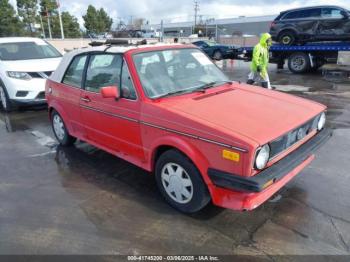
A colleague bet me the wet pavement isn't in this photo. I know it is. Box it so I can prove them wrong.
[1,62,350,256]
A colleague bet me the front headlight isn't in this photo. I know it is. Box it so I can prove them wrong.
[255,144,270,170]
[317,112,326,131]
[7,71,32,80]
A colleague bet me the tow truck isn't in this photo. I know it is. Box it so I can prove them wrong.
[236,42,350,74]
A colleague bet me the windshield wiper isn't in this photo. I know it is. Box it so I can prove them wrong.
[154,80,233,98]
[192,80,233,92]
[155,89,192,99]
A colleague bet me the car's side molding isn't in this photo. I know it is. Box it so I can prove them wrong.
[80,104,248,153]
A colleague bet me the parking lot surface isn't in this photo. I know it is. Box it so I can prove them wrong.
[1,62,350,256]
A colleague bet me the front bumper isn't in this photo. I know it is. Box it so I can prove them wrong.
[223,50,237,59]
[208,128,332,210]
[12,98,47,106]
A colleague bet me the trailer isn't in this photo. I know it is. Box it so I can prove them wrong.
[236,42,350,74]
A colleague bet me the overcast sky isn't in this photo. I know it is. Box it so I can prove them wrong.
[9,0,350,27]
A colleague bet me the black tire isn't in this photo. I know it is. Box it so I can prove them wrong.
[213,50,223,60]
[0,82,13,112]
[51,110,76,146]
[288,52,311,74]
[155,149,211,213]
[278,31,296,46]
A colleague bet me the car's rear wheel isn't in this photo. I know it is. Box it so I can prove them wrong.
[278,31,296,45]
[51,110,76,146]
[0,84,13,112]
[288,52,311,74]
[213,50,223,60]
[155,149,211,213]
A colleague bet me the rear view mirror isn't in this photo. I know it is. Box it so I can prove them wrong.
[341,10,349,19]
[100,86,120,99]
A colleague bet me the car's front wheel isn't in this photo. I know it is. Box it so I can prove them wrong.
[0,84,13,112]
[51,110,76,146]
[213,50,223,60]
[155,149,211,213]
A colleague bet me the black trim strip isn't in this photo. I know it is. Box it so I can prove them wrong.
[80,104,248,152]
[208,128,332,192]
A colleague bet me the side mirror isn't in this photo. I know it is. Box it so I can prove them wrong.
[100,86,120,99]
[341,11,349,19]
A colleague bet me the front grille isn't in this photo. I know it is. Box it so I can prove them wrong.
[36,91,45,99]
[27,71,53,79]
[269,115,320,159]
[28,72,42,78]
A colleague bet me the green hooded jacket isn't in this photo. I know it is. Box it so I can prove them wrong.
[251,33,272,79]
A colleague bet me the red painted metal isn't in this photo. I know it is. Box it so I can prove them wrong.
[46,44,326,211]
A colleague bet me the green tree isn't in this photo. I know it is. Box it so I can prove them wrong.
[83,5,98,34]
[83,5,112,35]
[0,0,24,36]
[98,8,112,32]
[39,0,58,37]
[17,0,38,35]
[62,12,81,38]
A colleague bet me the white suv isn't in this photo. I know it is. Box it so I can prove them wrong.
[0,37,62,111]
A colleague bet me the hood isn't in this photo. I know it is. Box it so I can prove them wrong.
[260,33,272,48]
[1,57,62,72]
[159,84,325,145]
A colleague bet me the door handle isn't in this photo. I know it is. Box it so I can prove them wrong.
[81,96,91,102]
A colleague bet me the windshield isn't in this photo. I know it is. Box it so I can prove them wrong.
[133,48,229,98]
[0,41,62,61]
[205,41,217,46]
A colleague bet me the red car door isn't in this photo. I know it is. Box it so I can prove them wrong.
[54,54,88,138]
[80,53,144,164]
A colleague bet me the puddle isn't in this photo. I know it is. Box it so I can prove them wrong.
[273,85,311,92]
[0,113,29,132]
[27,130,57,148]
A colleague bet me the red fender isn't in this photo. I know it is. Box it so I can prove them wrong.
[148,135,213,185]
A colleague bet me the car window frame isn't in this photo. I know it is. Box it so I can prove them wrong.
[61,53,89,89]
[72,51,139,101]
[120,58,138,101]
[83,52,123,94]
[281,8,321,20]
[321,7,345,20]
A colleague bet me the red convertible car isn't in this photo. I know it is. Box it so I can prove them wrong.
[46,43,331,213]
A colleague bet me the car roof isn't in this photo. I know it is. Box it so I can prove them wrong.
[50,42,188,83]
[280,5,345,14]
[0,37,47,44]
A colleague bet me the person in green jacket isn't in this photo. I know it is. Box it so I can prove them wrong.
[247,33,273,89]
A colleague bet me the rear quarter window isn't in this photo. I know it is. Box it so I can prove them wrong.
[62,55,87,88]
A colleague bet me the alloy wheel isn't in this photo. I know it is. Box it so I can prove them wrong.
[282,36,291,45]
[291,56,306,71]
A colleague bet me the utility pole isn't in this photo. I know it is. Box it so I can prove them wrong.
[46,8,52,39]
[57,0,64,39]
[160,20,164,42]
[39,15,46,38]
[194,0,199,34]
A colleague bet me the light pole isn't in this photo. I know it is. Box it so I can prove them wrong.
[57,1,64,39]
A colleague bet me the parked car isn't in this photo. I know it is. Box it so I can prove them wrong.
[46,43,331,213]
[192,40,237,60]
[0,37,62,111]
[270,5,350,45]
